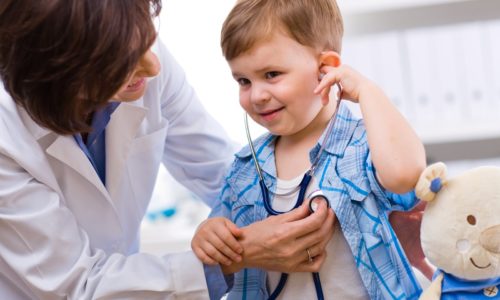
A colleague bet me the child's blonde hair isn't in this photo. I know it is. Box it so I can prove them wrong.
[221,0,344,60]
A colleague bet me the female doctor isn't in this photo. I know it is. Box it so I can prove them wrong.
[0,0,336,299]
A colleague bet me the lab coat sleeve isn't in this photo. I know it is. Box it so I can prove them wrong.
[155,40,238,208]
[0,152,209,299]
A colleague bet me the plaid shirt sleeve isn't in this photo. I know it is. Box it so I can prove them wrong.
[204,168,239,299]
[365,152,419,212]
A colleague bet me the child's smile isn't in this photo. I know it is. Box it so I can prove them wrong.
[258,107,285,123]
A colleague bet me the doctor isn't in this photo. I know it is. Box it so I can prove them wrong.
[0,0,335,299]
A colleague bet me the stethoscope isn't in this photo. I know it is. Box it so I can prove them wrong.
[244,83,343,300]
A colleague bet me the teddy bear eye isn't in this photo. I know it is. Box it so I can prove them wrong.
[467,215,476,225]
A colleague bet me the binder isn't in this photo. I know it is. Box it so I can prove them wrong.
[369,31,414,124]
[428,25,463,128]
[341,36,378,118]
[342,36,378,82]
[455,22,494,123]
[403,28,438,137]
[485,20,500,118]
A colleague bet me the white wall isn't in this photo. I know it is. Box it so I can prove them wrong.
[158,0,251,145]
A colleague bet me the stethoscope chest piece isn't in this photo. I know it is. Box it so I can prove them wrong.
[307,190,331,214]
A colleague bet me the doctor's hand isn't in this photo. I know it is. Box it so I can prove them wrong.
[191,217,244,266]
[222,199,335,275]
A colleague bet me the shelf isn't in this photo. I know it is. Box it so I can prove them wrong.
[425,137,500,163]
[341,0,500,36]
[338,0,467,15]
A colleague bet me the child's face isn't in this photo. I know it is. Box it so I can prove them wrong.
[228,32,326,137]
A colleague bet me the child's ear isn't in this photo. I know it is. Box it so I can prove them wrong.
[319,51,341,68]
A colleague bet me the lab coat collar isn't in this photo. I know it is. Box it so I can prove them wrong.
[20,101,147,203]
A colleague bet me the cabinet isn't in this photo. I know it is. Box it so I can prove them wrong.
[337,0,500,162]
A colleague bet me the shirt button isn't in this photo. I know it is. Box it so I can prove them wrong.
[484,286,499,297]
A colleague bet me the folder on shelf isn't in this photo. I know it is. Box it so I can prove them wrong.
[368,31,414,124]
[428,25,463,127]
[342,37,377,80]
[485,20,500,117]
[341,36,378,118]
[403,28,439,137]
[455,22,494,123]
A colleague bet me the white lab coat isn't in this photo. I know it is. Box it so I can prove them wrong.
[0,40,235,299]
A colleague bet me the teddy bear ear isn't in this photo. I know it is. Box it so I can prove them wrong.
[415,162,448,202]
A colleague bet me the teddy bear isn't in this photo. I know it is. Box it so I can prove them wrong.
[415,162,500,299]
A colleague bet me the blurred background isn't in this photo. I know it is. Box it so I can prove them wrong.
[140,0,500,284]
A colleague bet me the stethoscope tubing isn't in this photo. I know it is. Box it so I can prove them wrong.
[262,178,330,300]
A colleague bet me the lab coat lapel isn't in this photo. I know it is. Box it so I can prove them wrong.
[13,107,64,197]
[46,135,110,198]
[105,102,147,200]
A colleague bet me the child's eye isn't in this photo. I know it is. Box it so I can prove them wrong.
[265,71,281,79]
[236,78,250,86]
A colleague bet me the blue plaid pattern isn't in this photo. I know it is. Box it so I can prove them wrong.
[209,103,422,300]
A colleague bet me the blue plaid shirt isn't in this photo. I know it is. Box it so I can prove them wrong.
[209,104,422,299]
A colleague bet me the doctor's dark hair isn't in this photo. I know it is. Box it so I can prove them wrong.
[221,0,344,60]
[0,0,161,134]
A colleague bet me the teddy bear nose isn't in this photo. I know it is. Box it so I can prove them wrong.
[480,224,500,254]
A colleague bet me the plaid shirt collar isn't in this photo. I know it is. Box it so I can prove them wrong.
[235,103,359,178]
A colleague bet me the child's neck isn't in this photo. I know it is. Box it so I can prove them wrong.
[275,105,336,180]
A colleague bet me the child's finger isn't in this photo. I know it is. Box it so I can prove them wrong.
[225,222,244,250]
[314,68,339,94]
[320,86,330,105]
[227,221,244,238]
[192,246,218,265]
[202,241,234,266]
[214,229,242,262]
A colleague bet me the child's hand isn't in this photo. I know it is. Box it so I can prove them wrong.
[314,63,378,105]
[191,217,244,266]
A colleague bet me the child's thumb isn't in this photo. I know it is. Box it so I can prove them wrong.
[226,220,244,237]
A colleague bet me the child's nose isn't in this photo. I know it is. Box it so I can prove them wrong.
[250,83,271,104]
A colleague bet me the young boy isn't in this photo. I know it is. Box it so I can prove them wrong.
[193,0,426,299]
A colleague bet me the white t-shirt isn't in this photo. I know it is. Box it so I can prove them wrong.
[267,174,370,299]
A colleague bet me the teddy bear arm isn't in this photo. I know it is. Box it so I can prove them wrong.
[419,273,444,300]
